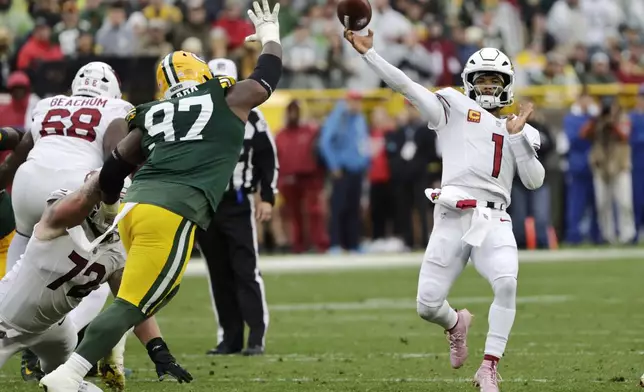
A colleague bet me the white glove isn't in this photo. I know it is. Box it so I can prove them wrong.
[245,0,281,46]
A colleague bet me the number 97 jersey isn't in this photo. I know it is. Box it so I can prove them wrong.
[28,95,134,171]
[123,77,245,229]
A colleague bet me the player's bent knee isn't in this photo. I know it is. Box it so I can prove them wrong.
[417,301,442,323]
[492,276,517,307]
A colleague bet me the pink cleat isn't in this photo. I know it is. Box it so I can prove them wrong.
[473,359,501,392]
[445,308,473,369]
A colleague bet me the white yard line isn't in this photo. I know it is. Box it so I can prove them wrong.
[269,295,571,312]
[184,248,644,276]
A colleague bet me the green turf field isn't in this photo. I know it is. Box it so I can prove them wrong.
[2,257,644,391]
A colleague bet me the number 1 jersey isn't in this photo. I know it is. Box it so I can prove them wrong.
[0,225,124,334]
[124,77,245,229]
[28,95,133,171]
[433,88,541,206]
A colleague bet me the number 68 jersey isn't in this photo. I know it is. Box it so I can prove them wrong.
[28,95,133,170]
[0,225,124,334]
[433,88,541,206]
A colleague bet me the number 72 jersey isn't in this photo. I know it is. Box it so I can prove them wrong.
[0,225,124,334]
[124,77,245,229]
[433,87,541,206]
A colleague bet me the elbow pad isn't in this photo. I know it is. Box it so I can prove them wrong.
[248,53,282,96]
[99,149,137,204]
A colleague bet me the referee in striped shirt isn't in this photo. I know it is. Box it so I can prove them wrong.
[198,59,278,356]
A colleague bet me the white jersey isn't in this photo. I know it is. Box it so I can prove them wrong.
[0,225,124,334]
[433,88,541,206]
[27,95,133,171]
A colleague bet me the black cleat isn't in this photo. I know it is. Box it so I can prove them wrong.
[20,349,45,382]
[241,346,264,356]
[206,344,241,356]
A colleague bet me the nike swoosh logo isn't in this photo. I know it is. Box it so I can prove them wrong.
[500,218,511,222]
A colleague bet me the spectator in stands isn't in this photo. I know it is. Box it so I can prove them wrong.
[452,24,479,69]
[569,42,589,81]
[173,0,210,58]
[563,91,601,244]
[182,36,205,59]
[0,71,36,131]
[325,31,352,89]
[616,35,644,84]
[386,104,435,250]
[282,21,326,89]
[278,0,298,38]
[28,0,60,29]
[0,27,12,90]
[630,85,644,239]
[547,0,586,54]
[580,0,624,50]
[423,21,461,87]
[209,26,228,59]
[143,0,182,24]
[368,106,394,244]
[510,100,556,249]
[584,51,617,84]
[95,1,135,56]
[16,17,62,70]
[127,11,148,53]
[75,30,96,57]
[319,91,370,254]
[80,0,105,34]
[583,97,636,244]
[276,100,329,253]
[529,51,580,86]
[137,19,173,57]
[213,0,253,54]
[0,0,33,40]
[53,1,91,56]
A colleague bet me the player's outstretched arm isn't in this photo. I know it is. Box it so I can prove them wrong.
[0,130,33,189]
[506,103,545,190]
[37,174,103,239]
[344,28,447,129]
[99,129,145,205]
[226,0,282,121]
[103,118,130,158]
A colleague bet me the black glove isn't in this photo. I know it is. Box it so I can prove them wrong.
[146,337,193,383]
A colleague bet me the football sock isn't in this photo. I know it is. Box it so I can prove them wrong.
[75,299,145,369]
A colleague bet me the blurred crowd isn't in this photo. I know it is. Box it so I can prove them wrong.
[1,0,644,254]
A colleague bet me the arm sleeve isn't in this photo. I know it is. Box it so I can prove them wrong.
[361,48,448,129]
[250,111,279,205]
[508,129,545,190]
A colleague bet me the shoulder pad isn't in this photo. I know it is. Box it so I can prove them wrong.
[217,75,236,89]
[125,107,136,123]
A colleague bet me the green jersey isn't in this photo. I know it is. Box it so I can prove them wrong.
[124,77,244,229]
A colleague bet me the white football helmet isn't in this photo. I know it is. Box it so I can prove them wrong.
[462,48,514,110]
[71,61,122,99]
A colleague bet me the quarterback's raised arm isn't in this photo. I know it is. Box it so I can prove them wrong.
[226,0,282,121]
[506,104,545,190]
[344,29,447,129]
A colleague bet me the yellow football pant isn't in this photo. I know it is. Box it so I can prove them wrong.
[117,204,195,316]
[0,230,15,279]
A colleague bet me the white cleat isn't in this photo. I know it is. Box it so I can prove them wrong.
[640,373,644,387]
[39,366,83,392]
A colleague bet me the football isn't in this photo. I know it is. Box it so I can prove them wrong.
[337,0,372,31]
